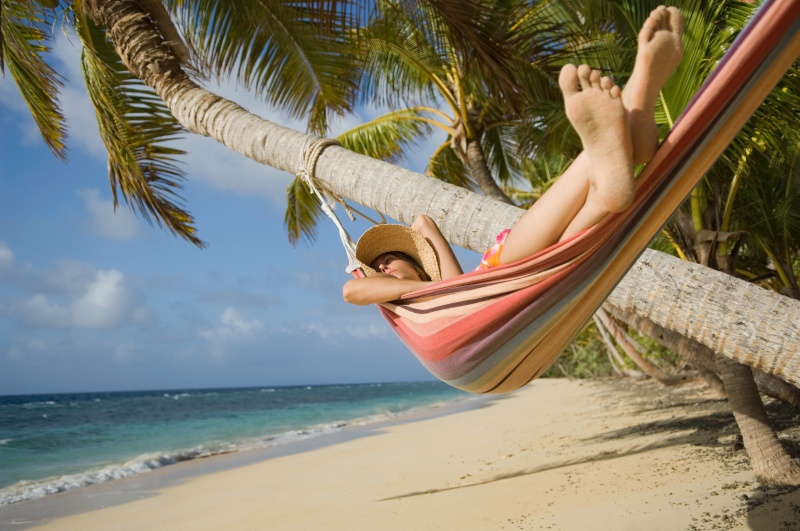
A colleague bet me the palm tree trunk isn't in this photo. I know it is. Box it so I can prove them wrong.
[593,313,643,378]
[752,371,800,410]
[606,303,725,394]
[606,303,800,406]
[86,0,521,251]
[87,0,800,391]
[716,356,800,486]
[606,251,800,389]
[465,138,513,204]
[609,302,800,485]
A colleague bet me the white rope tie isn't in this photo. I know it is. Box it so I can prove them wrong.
[296,138,361,273]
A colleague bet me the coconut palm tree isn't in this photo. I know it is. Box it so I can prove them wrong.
[5,0,800,484]
[348,0,561,204]
[283,0,586,242]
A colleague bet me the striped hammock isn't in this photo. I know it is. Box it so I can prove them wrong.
[364,0,800,394]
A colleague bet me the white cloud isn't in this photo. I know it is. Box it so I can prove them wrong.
[18,294,72,328]
[198,307,265,361]
[301,322,391,342]
[11,268,139,329]
[71,269,132,328]
[113,341,142,364]
[4,338,48,361]
[0,241,13,269]
[200,307,265,341]
[79,188,140,241]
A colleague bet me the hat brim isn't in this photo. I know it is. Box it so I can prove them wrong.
[355,225,441,282]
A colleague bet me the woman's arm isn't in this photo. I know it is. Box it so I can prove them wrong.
[342,274,432,306]
[411,215,463,280]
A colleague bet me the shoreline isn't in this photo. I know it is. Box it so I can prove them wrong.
[4,378,800,530]
[0,391,489,530]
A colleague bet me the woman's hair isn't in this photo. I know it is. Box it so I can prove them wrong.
[378,251,431,281]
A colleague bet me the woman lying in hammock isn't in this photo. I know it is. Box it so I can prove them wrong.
[344,6,684,307]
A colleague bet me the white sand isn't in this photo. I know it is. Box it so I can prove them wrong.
[24,378,800,530]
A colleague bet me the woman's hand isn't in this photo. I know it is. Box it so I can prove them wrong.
[411,215,463,280]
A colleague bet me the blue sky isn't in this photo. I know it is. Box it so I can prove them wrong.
[0,32,478,395]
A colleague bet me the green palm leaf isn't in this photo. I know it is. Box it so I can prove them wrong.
[1,0,66,158]
[384,0,525,105]
[167,0,360,136]
[336,107,435,161]
[359,4,451,110]
[482,122,523,187]
[284,175,322,244]
[427,140,473,190]
[73,8,201,246]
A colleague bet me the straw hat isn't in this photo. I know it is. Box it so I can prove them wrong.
[355,224,441,282]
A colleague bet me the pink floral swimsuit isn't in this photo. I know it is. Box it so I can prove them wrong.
[476,229,511,270]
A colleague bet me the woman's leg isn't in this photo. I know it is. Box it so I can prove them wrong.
[498,6,685,265]
[499,65,633,264]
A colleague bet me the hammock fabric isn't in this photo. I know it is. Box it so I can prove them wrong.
[358,0,800,394]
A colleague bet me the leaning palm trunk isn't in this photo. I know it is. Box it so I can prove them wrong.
[594,307,682,384]
[606,304,800,408]
[607,252,800,388]
[88,0,800,386]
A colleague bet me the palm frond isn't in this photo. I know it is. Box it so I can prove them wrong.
[284,176,322,244]
[73,8,201,246]
[1,0,67,158]
[734,162,800,293]
[167,0,360,136]
[336,107,435,161]
[399,0,523,105]
[358,6,451,110]
[482,123,523,187]
[426,139,474,190]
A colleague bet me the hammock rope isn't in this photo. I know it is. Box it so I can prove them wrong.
[312,0,800,394]
[297,137,391,273]
[296,138,362,273]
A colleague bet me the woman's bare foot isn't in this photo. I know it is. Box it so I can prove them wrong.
[560,64,634,214]
[623,5,685,164]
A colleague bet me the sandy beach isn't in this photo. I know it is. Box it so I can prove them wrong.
[6,378,800,530]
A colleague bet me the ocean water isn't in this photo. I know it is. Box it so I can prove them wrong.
[0,381,469,506]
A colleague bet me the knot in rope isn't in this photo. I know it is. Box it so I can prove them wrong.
[296,137,362,273]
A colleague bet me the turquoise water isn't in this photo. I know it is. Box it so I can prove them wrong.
[0,381,469,505]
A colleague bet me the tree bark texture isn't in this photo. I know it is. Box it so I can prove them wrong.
[717,356,800,486]
[608,303,800,408]
[607,303,727,394]
[594,307,673,382]
[606,252,800,389]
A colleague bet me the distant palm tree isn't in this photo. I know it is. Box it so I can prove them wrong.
[285,0,588,242]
